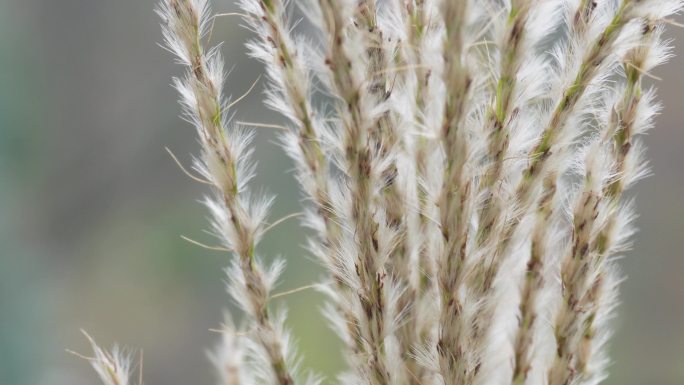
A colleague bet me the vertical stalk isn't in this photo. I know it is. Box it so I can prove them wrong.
[317,0,390,382]
[435,2,475,384]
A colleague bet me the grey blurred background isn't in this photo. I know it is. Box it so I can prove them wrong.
[0,1,681,384]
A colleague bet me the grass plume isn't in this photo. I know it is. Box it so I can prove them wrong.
[74,1,683,385]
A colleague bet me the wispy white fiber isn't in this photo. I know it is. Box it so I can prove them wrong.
[75,1,684,385]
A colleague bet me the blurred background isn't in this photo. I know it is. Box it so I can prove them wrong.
[0,1,682,384]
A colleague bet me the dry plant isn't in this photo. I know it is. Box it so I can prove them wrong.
[75,1,682,385]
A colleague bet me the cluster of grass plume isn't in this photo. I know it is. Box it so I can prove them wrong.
[75,1,682,385]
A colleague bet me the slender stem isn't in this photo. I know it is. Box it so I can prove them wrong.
[161,2,295,384]
[436,2,475,384]
[318,0,390,382]
[550,17,659,385]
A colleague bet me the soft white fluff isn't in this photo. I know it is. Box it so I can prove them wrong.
[81,1,684,385]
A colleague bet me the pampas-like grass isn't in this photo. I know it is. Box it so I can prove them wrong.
[77,1,682,385]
